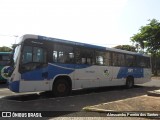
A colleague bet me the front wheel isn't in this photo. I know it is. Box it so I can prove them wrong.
[126,77,134,89]
[52,78,71,97]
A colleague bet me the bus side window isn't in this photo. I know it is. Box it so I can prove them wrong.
[75,47,94,65]
[137,56,150,68]
[104,52,111,66]
[126,55,135,67]
[0,61,8,66]
[117,53,125,66]
[87,58,91,64]
[2,55,10,61]
[96,56,104,65]
[58,51,64,63]
[82,58,86,64]
[96,51,112,66]
[53,44,74,64]
[53,51,58,62]
[145,57,151,68]
[0,54,11,66]
[68,52,74,63]
[112,52,119,66]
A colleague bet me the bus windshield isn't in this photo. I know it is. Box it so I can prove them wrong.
[13,45,21,67]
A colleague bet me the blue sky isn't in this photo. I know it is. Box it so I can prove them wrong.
[0,0,160,48]
[118,0,160,36]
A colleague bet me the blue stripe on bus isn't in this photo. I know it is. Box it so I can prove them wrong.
[117,67,144,79]
[21,63,144,81]
[48,64,74,79]
[9,81,19,92]
[21,67,49,80]
[21,63,91,81]
[51,63,91,69]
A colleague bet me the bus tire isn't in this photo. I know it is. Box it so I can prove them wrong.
[126,76,134,89]
[52,78,70,97]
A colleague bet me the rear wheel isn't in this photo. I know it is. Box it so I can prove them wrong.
[126,76,134,88]
[52,78,71,97]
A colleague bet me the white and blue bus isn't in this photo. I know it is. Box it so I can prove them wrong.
[8,34,151,96]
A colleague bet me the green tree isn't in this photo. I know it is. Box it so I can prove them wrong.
[114,45,136,52]
[0,46,12,52]
[131,19,160,75]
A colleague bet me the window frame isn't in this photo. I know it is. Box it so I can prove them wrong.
[136,56,151,68]
[74,46,95,65]
[52,43,75,64]
[95,50,111,66]
[19,45,48,73]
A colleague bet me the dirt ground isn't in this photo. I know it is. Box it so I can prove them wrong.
[83,95,160,111]
[83,95,160,120]
[151,76,160,80]
[83,95,160,119]
[83,77,160,110]
[53,78,160,120]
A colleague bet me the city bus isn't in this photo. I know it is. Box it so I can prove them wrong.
[0,52,12,83]
[8,34,151,96]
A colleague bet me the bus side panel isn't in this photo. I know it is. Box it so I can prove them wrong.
[106,67,147,86]
[74,65,100,89]
[20,65,50,92]
[9,71,21,92]
[107,67,126,86]
[134,68,151,84]
[19,63,75,92]
[48,63,75,90]
[98,66,113,87]
[20,80,50,92]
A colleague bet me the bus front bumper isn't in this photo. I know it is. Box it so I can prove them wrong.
[9,81,20,92]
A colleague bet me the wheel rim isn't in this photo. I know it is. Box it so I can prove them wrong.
[57,83,66,93]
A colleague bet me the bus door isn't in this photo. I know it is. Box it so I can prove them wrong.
[19,46,49,92]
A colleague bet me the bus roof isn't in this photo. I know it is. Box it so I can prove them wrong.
[0,52,12,55]
[21,34,150,57]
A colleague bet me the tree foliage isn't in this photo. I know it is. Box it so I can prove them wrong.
[131,19,160,54]
[131,19,160,75]
[114,45,136,52]
[0,46,12,52]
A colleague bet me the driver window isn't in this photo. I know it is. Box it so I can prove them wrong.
[21,46,47,72]
[22,46,32,64]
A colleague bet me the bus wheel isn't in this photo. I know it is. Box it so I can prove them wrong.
[126,76,134,89]
[52,78,70,97]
